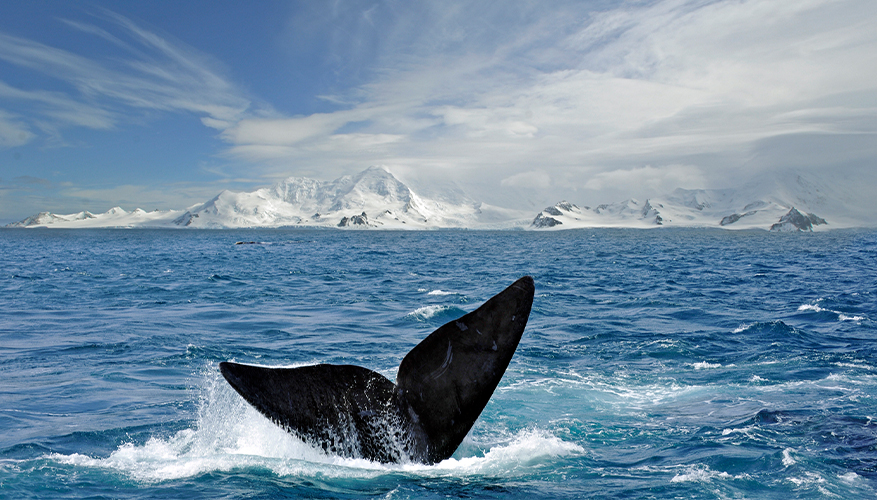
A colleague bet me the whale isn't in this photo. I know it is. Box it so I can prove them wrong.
[219,276,534,464]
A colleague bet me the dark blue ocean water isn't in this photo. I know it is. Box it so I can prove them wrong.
[1,228,875,499]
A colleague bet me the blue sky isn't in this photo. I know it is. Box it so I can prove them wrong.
[2,0,876,223]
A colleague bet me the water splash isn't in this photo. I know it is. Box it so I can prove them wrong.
[47,368,582,483]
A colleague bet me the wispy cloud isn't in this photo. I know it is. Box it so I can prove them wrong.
[0,176,239,220]
[0,109,34,147]
[0,80,116,130]
[0,12,251,146]
[59,182,226,211]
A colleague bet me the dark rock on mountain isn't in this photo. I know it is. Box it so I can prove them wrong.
[769,208,828,232]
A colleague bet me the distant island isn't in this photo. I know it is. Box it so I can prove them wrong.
[6,166,850,231]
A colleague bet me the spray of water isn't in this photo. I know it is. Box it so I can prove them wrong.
[47,365,583,482]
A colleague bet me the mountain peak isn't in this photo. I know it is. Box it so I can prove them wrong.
[769,207,828,232]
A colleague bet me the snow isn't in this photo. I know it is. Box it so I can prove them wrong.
[5,167,869,231]
[7,166,505,230]
[166,166,492,229]
[529,170,859,231]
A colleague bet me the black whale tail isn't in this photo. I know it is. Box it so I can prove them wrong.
[219,362,418,463]
[219,276,535,464]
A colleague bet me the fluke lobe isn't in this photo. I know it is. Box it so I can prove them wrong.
[219,276,535,464]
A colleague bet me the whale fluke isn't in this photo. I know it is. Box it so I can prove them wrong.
[220,275,535,464]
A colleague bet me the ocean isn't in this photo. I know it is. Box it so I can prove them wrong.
[1,228,875,499]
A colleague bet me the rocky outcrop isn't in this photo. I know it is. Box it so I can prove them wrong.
[338,212,369,227]
[532,213,562,227]
[532,198,666,228]
[719,211,757,226]
[531,201,582,228]
[640,200,663,225]
[769,208,827,232]
[172,211,198,226]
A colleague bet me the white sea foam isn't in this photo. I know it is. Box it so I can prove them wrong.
[721,425,756,438]
[732,323,753,333]
[691,361,721,370]
[797,304,825,313]
[838,472,860,483]
[46,369,582,483]
[593,379,705,410]
[782,448,796,466]
[839,314,865,322]
[427,290,456,296]
[543,369,703,407]
[798,303,866,322]
[406,428,583,475]
[787,471,826,486]
[407,304,451,320]
[670,464,733,483]
[833,362,875,371]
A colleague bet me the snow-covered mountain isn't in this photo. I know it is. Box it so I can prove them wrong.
[171,166,494,229]
[7,206,184,229]
[6,167,868,231]
[7,166,526,229]
[530,172,843,231]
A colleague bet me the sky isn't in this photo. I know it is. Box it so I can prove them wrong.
[1,0,876,223]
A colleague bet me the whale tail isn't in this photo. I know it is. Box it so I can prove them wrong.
[219,276,535,464]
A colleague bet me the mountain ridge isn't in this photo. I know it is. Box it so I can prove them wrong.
[6,167,867,231]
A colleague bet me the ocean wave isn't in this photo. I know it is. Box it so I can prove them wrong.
[833,362,876,371]
[732,323,753,334]
[669,464,736,483]
[407,305,450,320]
[691,361,722,370]
[404,304,466,322]
[728,320,799,338]
[721,425,758,438]
[420,428,583,474]
[787,471,828,487]
[839,472,861,483]
[797,303,866,322]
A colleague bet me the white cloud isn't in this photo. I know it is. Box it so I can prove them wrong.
[0,15,250,141]
[0,80,115,130]
[0,109,34,147]
[214,0,876,207]
[329,133,404,149]
[223,113,353,147]
[4,1,877,214]
[433,106,539,138]
[501,171,552,189]
[59,182,224,211]
[583,165,707,194]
